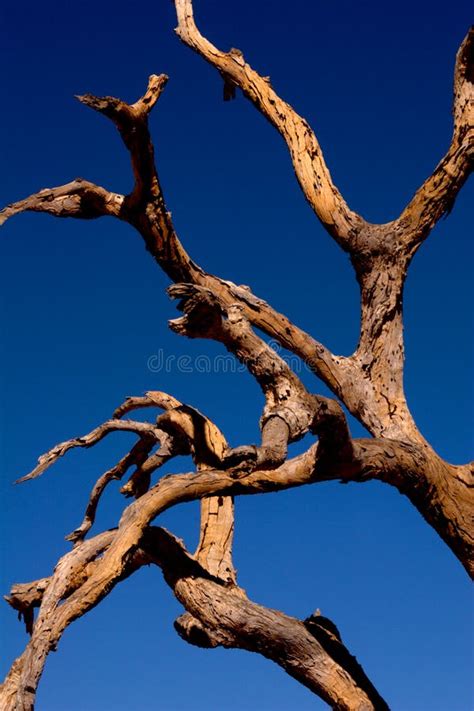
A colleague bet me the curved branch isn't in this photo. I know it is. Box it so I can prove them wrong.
[77,74,168,209]
[0,530,119,711]
[394,27,473,250]
[0,72,351,403]
[65,438,155,543]
[2,526,389,711]
[82,78,349,398]
[0,179,125,225]
[16,419,161,484]
[168,283,318,449]
[1,442,472,707]
[112,389,238,584]
[168,282,354,472]
[119,433,178,499]
[173,0,365,247]
[112,391,182,418]
[145,527,389,711]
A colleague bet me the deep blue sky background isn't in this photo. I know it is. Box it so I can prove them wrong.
[0,1,473,709]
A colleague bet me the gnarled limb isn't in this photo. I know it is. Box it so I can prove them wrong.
[0,530,119,711]
[80,78,350,399]
[5,578,51,636]
[168,283,353,469]
[168,282,319,462]
[65,438,156,543]
[104,390,239,585]
[77,74,168,211]
[1,9,473,710]
[2,524,388,711]
[112,391,182,418]
[118,433,178,500]
[0,179,125,225]
[1,431,471,709]
[194,494,236,584]
[394,27,473,251]
[16,418,162,484]
[144,527,389,711]
[171,1,473,446]
[1,23,471,445]
[15,393,474,577]
[174,0,366,248]
[341,28,473,440]
[0,78,349,401]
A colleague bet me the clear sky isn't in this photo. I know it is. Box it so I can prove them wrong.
[0,1,472,709]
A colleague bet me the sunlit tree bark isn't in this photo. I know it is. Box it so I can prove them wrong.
[0,4,472,709]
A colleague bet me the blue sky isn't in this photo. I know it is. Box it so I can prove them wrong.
[0,1,472,709]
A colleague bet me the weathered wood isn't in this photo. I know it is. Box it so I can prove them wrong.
[0,5,472,710]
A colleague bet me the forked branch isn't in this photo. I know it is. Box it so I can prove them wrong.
[2,525,389,711]
[77,73,168,209]
[1,8,473,711]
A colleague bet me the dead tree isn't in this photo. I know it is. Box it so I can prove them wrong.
[0,3,472,709]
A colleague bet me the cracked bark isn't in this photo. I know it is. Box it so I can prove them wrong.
[0,5,472,710]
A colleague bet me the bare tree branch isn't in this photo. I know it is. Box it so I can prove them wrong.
[2,525,389,711]
[16,419,162,484]
[112,391,182,418]
[394,27,473,250]
[65,438,155,544]
[146,527,390,711]
[1,10,472,710]
[0,530,119,710]
[0,75,349,403]
[171,1,473,444]
[80,77,350,398]
[168,282,354,468]
[0,179,124,225]
[174,0,366,248]
[77,74,168,209]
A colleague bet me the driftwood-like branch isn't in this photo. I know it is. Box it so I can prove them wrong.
[112,391,182,418]
[77,74,168,210]
[0,179,124,225]
[171,1,473,443]
[16,419,162,484]
[169,283,317,460]
[65,438,155,543]
[168,282,353,469]
[2,524,389,711]
[174,0,366,248]
[12,377,474,577]
[5,579,51,636]
[1,7,473,710]
[118,433,178,500]
[0,77,347,401]
[394,27,473,251]
[0,531,119,710]
[83,76,349,399]
[1,429,471,709]
[73,389,237,587]
[145,527,390,711]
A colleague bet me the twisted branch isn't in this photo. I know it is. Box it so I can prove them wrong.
[0,179,124,225]
[16,419,161,484]
[2,524,390,711]
[1,8,473,710]
[174,0,366,248]
[394,27,473,251]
